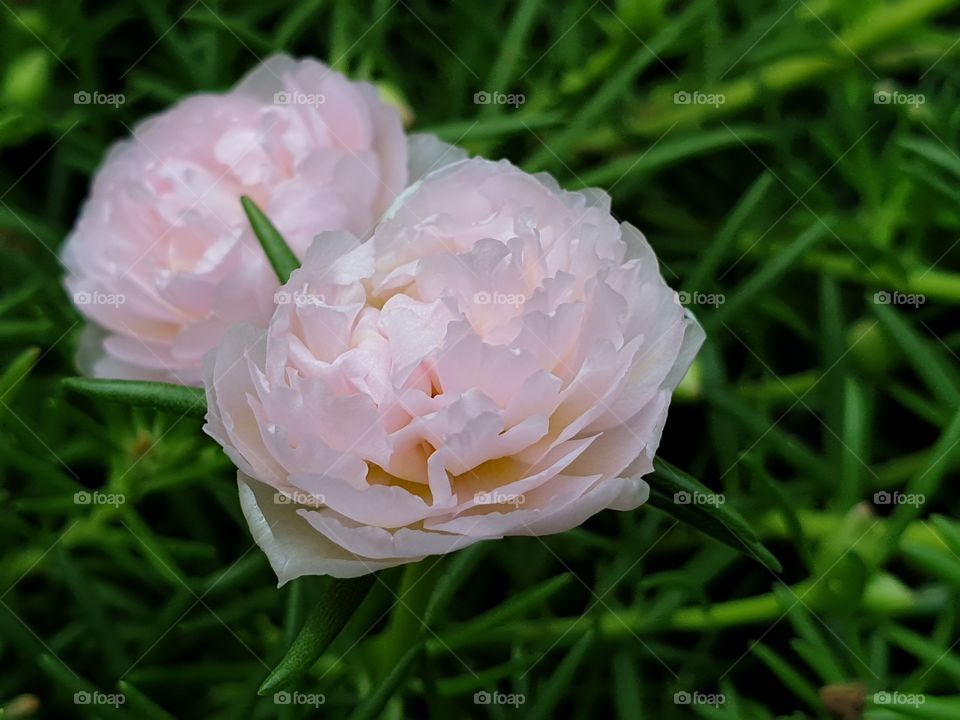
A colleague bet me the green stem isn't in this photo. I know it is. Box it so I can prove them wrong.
[802,253,960,304]
[737,370,820,403]
[425,513,960,652]
[377,560,438,679]
[621,0,960,138]
[258,576,375,695]
[659,572,917,632]
[432,573,945,651]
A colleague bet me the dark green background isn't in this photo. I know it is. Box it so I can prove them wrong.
[1,0,960,718]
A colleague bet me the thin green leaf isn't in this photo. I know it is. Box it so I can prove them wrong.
[0,281,41,316]
[274,0,327,49]
[423,112,564,143]
[885,624,960,684]
[117,681,176,720]
[435,655,534,696]
[423,543,488,625]
[819,276,847,484]
[525,631,595,720]
[259,575,375,695]
[900,136,960,181]
[348,642,424,720]
[36,654,90,694]
[883,406,960,555]
[241,195,300,284]
[901,543,960,590]
[771,585,845,683]
[613,651,644,720]
[647,458,781,572]
[930,515,960,558]
[121,510,193,591]
[0,346,40,407]
[486,0,545,97]
[840,377,869,509]
[524,1,706,171]
[749,641,822,711]
[434,573,573,650]
[57,547,126,674]
[709,220,826,327]
[703,387,831,484]
[743,456,811,568]
[685,172,776,292]
[62,377,206,418]
[577,127,771,189]
[871,301,960,409]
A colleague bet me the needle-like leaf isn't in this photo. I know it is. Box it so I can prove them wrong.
[241,195,300,284]
[62,377,207,418]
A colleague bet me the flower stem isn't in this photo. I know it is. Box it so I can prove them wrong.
[377,560,438,679]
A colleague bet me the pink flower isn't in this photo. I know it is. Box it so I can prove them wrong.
[204,158,704,582]
[63,55,462,385]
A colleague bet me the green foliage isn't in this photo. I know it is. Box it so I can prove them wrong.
[1,0,960,718]
[240,196,300,285]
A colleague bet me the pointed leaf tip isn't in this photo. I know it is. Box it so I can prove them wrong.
[241,195,300,284]
[62,377,207,418]
[647,457,782,573]
[259,575,375,696]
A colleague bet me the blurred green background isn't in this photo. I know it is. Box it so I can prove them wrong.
[2,0,960,718]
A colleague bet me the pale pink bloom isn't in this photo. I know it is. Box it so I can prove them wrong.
[204,158,704,582]
[63,55,462,385]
